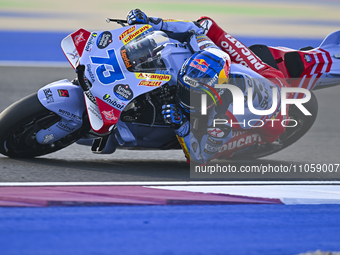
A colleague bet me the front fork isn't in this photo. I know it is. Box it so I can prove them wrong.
[36,79,86,145]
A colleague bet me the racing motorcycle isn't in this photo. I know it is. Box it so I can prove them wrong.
[0,18,339,159]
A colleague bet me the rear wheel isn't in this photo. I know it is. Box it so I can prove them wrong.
[0,93,90,158]
[280,91,318,148]
[229,91,318,159]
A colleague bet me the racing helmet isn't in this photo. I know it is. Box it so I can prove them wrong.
[177,48,231,114]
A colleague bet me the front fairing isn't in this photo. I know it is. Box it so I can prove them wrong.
[78,25,173,133]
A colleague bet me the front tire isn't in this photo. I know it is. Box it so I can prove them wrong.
[0,93,89,158]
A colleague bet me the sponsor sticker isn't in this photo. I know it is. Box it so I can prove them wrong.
[58,109,82,123]
[207,74,218,86]
[304,54,312,63]
[84,90,97,105]
[121,48,132,68]
[66,49,79,60]
[155,70,170,74]
[135,73,171,81]
[199,43,214,50]
[101,109,118,121]
[113,84,133,101]
[163,19,190,22]
[96,97,121,127]
[183,75,199,88]
[192,142,198,153]
[138,80,162,87]
[97,31,113,49]
[204,143,220,154]
[119,26,136,41]
[86,64,96,83]
[122,25,152,45]
[219,133,261,152]
[43,88,54,103]
[70,29,91,58]
[196,35,215,50]
[74,32,85,46]
[190,58,209,72]
[57,122,75,133]
[207,128,225,138]
[85,32,97,52]
[57,89,69,97]
[102,94,125,110]
[207,136,222,145]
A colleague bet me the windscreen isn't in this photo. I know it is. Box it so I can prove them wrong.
[120,31,170,73]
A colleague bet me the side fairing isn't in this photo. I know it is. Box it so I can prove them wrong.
[36,79,86,144]
[37,79,86,122]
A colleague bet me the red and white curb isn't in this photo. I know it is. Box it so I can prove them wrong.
[0,181,339,207]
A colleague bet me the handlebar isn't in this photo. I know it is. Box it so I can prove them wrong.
[106,18,127,27]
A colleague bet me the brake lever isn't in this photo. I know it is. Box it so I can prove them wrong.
[106,18,127,27]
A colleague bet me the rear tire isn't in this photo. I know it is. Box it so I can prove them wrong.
[280,91,318,148]
[0,93,90,158]
[228,92,318,159]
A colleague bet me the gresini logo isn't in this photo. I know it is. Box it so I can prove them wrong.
[201,84,312,116]
[74,32,85,46]
[102,110,118,121]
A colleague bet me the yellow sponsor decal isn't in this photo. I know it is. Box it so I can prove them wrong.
[119,26,136,41]
[122,25,152,45]
[177,135,191,160]
[138,80,162,87]
[135,73,171,81]
[163,19,191,22]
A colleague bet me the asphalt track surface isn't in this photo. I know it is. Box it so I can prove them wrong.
[1,3,340,255]
[0,65,340,182]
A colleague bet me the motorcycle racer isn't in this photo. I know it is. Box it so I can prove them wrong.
[127,9,288,164]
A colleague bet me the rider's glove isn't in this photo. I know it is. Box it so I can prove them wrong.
[126,9,149,25]
[162,104,187,129]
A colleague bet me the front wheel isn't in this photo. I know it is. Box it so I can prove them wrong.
[0,93,90,158]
